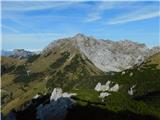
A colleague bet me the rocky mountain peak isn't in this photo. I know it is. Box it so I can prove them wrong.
[42,34,160,72]
[74,33,86,38]
[72,33,90,43]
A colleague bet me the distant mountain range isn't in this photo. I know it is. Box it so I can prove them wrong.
[1,50,13,56]
[1,49,39,59]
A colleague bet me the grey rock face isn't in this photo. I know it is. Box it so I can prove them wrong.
[73,34,160,71]
[42,34,160,72]
[37,97,75,120]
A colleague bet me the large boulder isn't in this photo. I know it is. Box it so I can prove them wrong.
[37,97,75,120]
[50,88,63,101]
[37,88,77,120]
[99,92,111,102]
[128,85,136,96]
[94,81,110,92]
[94,81,119,92]
[50,88,77,101]
[109,84,119,92]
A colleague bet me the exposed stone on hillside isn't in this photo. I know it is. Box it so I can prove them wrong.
[128,85,136,96]
[94,81,119,92]
[95,81,110,92]
[109,84,119,92]
[50,88,77,101]
[99,92,111,102]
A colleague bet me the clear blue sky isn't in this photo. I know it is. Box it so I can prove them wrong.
[1,1,160,51]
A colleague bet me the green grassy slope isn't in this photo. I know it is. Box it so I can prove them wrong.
[1,45,103,115]
[68,53,160,119]
[1,46,160,119]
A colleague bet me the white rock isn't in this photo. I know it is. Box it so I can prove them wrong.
[50,88,63,101]
[50,88,77,101]
[99,92,110,102]
[94,82,102,91]
[109,84,119,92]
[121,71,125,75]
[95,81,111,92]
[128,85,136,95]
[38,88,77,120]
[26,70,31,76]
[33,94,40,99]
[95,81,119,92]
[99,92,110,98]
[104,81,110,91]
[129,72,133,77]
[62,93,77,98]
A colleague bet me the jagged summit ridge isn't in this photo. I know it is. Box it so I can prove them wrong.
[42,34,160,72]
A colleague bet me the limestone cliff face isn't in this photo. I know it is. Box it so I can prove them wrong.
[43,34,160,72]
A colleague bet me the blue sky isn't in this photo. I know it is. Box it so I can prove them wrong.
[1,1,160,51]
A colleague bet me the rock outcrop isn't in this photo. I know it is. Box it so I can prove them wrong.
[94,81,110,92]
[95,81,119,101]
[50,88,77,101]
[128,85,136,96]
[37,88,76,120]
[94,81,119,92]
[99,92,111,102]
[109,84,119,92]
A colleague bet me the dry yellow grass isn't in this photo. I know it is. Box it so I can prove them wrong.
[147,52,160,69]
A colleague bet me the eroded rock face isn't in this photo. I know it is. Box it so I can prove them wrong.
[76,36,159,72]
[43,34,160,72]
